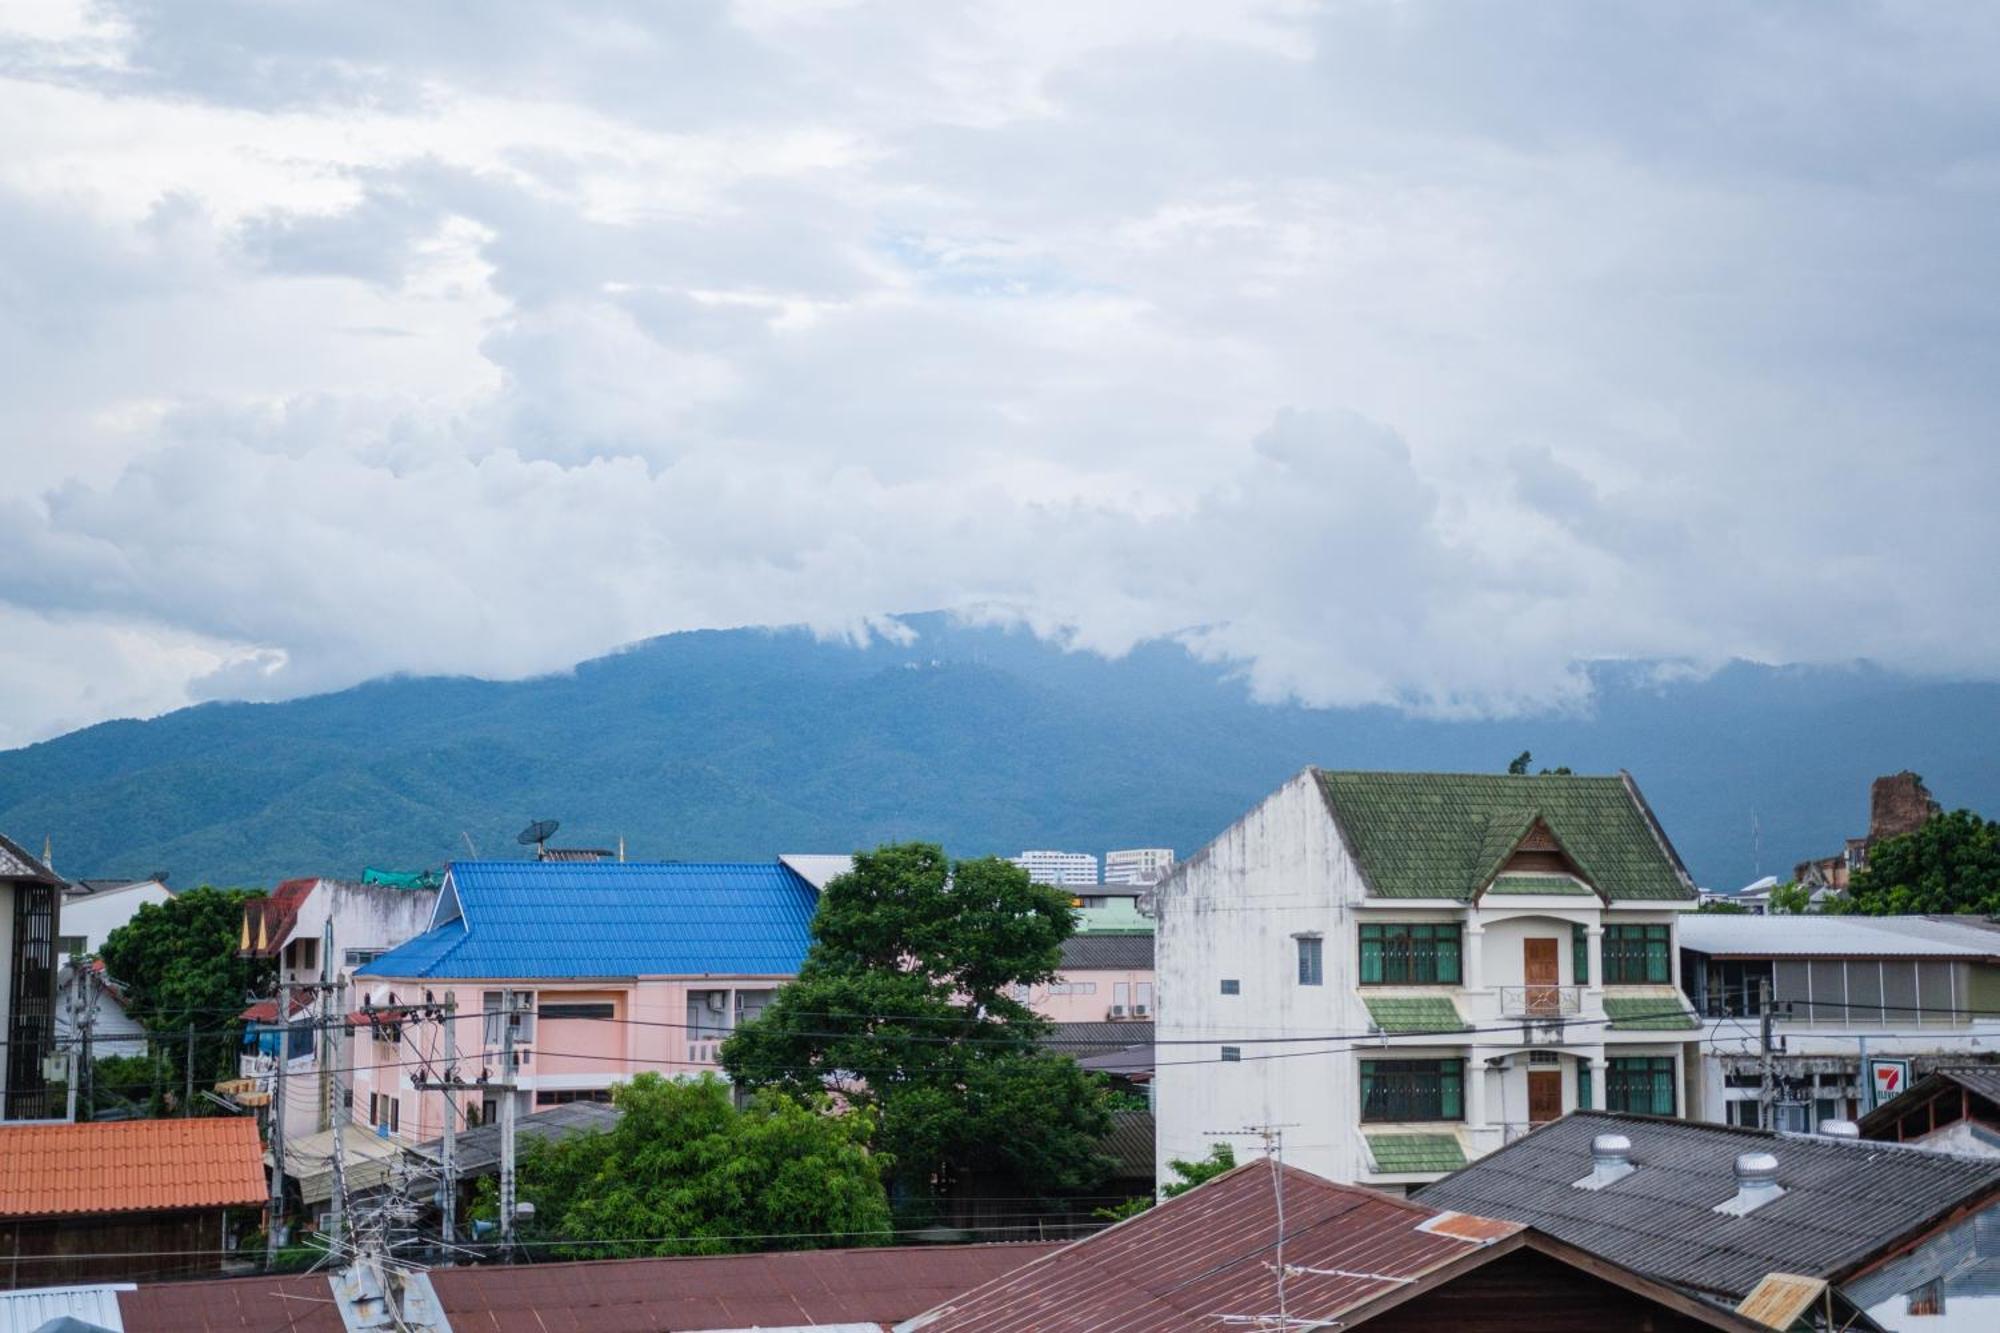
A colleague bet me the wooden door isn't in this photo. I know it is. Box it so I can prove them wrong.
[1524,938,1560,1016]
[1528,1069,1563,1123]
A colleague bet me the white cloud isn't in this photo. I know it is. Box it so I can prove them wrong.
[1,1,1997,744]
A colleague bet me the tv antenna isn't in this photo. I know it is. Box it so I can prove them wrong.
[517,819,560,860]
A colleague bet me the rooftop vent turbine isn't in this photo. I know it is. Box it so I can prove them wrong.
[1572,1133,1636,1191]
[1714,1151,1786,1216]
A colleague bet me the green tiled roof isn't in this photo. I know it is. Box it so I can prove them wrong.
[1366,1132,1467,1174]
[1317,771,1693,902]
[1603,992,1700,1030]
[1486,873,1594,896]
[1364,995,1468,1033]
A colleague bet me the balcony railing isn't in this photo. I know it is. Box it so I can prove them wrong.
[688,1038,725,1065]
[1498,985,1584,1020]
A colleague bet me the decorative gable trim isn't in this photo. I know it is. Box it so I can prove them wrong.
[1475,817,1608,904]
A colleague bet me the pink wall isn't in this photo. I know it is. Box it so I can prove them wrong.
[346,974,790,1144]
[1029,966,1156,1024]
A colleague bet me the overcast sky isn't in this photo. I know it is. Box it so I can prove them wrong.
[2,1,1997,748]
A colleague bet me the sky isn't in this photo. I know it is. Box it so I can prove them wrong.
[2,1,1997,748]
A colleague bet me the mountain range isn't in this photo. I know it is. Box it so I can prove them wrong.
[2,613,1993,891]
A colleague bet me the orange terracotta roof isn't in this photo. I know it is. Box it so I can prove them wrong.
[0,1118,267,1218]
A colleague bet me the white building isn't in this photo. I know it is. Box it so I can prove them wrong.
[1104,848,1175,886]
[234,876,440,1139]
[59,877,175,957]
[1154,768,1700,1194]
[1678,913,2000,1132]
[1011,850,1099,887]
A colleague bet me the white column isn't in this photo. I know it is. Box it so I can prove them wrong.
[1463,913,1484,992]
[1586,926,1605,993]
[1466,1054,1489,1128]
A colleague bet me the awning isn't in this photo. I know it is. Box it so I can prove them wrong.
[265,1125,408,1206]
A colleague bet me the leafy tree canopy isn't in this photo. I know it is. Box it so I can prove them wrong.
[1507,750,1573,776]
[1697,898,1751,914]
[506,1073,891,1258]
[1096,1142,1238,1221]
[1847,809,2000,915]
[99,886,273,1088]
[722,842,1116,1214]
[1768,881,1815,915]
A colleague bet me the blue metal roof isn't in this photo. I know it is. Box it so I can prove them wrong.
[355,860,819,980]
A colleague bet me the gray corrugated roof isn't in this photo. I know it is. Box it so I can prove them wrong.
[1858,1065,2000,1138]
[1057,934,1154,970]
[409,1100,618,1174]
[1678,915,2000,959]
[1414,1111,2000,1299]
[1042,1021,1153,1057]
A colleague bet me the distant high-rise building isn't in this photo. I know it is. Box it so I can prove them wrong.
[1104,848,1175,886]
[1011,850,1099,887]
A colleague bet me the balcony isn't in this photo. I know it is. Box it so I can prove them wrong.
[1498,985,1584,1021]
[688,1038,725,1065]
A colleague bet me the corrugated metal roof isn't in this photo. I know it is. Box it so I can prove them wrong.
[1679,914,2000,959]
[906,1159,1521,1330]
[116,1242,1060,1332]
[1414,1110,2000,1298]
[410,1100,620,1175]
[0,1119,266,1219]
[1057,934,1153,970]
[1042,1021,1153,1057]
[356,860,819,980]
[269,1125,407,1206]
[777,853,854,890]
[0,1285,128,1333]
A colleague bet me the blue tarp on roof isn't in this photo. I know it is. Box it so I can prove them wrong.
[354,860,819,980]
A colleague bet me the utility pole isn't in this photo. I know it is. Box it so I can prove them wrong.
[78,969,96,1121]
[184,1024,195,1116]
[499,989,520,1258]
[1758,976,1776,1131]
[267,978,291,1270]
[64,961,80,1123]
[440,995,458,1246]
[320,918,336,1134]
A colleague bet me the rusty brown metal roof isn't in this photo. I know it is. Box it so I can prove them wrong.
[118,1241,1060,1332]
[906,1160,1525,1331]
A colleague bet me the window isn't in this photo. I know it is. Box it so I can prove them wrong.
[1702,959,1773,1017]
[1606,1056,1675,1116]
[1221,1046,1242,1062]
[369,1094,401,1133]
[1220,979,1241,995]
[1360,1059,1464,1123]
[1136,983,1153,1013]
[536,1088,614,1106]
[539,1002,615,1021]
[1114,982,1131,1012]
[1297,936,1324,986]
[344,948,383,969]
[484,991,535,1046]
[1572,924,1588,985]
[1727,1099,1761,1128]
[1358,924,1462,985]
[58,935,87,957]
[1603,925,1671,984]
[1577,1061,1592,1111]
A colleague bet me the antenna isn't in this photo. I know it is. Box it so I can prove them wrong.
[516,819,560,859]
[460,830,481,860]
[1209,1123,1312,1331]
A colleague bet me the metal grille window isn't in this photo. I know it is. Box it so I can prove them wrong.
[1572,923,1588,985]
[1606,1056,1675,1116]
[1357,924,1463,985]
[1221,1046,1242,1063]
[1701,959,1773,1017]
[1297,936,1324,986]
[1603,925,1671,984]
[1360,1059,1465,1123]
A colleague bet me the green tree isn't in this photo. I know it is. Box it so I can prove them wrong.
[99,887,273,1095]
[1767,881,1814,915]
[1697,899,1750,914]
[507,1073,891,1258]
[1847,809,2000,915]
[721,843,1116,1220]
[1507,751,1572,776]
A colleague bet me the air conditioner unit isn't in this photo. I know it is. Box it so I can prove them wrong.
[706,992,727,1013]
[1134,1004,1151,1017]
[1108,1005,1127,1019]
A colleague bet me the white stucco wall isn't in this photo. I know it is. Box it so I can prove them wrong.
[59,881,174,956]
[1155,769,1370,1185]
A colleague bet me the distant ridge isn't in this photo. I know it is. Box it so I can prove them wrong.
[2,613,1993,890]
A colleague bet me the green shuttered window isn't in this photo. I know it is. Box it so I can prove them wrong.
[1358,923,1462,985]
[1603,924,1671,984]
[1360,1059,1465,1122]
[1572,922,1589,984]
[1607,1056,1675,1116]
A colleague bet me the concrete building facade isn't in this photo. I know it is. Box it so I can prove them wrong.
[1154,769,1700,1194]
[1011,850,1099,887]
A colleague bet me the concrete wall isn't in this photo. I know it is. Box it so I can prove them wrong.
[1155,769,1367,1184]
[58,882,174,956]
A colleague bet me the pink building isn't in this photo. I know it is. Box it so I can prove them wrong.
[1027,933,1155,1024]
[347,860,818,1144]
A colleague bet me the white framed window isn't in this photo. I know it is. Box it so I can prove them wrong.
[1297,936,1324,986]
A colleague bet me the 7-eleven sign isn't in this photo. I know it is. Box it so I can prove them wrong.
[1869,1058,1913,1102]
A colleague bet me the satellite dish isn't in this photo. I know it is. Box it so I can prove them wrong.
[517,819,560,847]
